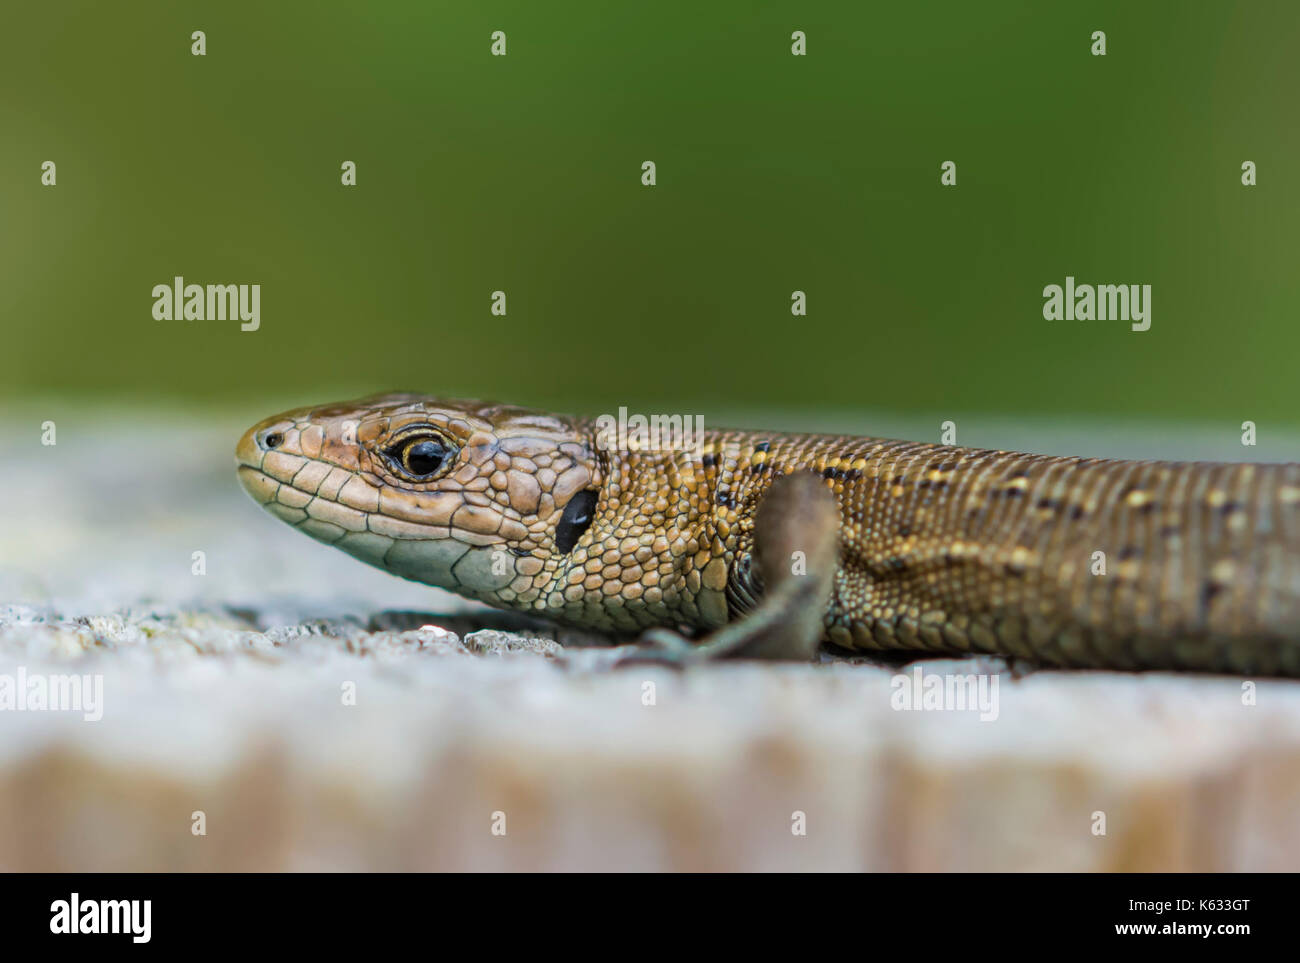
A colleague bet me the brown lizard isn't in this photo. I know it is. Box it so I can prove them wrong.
[235,394,1300,675]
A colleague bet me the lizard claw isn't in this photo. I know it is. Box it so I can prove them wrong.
[608,628,700,669]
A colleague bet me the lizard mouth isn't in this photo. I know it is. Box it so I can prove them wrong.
[234,419,378,542]
[235,453,515,596]
[234,463,277,506]
[233,409,532,604]
[234,460,362,539]
[235,420,306,514]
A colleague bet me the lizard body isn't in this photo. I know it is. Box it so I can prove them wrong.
[236,394,1300,675]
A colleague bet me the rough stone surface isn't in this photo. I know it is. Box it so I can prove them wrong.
[1,408,1298,870]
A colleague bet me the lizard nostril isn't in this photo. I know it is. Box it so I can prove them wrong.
[261,431,284,450]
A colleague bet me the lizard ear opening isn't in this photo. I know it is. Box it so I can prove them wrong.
[555,489,598,554]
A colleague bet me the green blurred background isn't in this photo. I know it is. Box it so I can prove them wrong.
[3,0,1297,424]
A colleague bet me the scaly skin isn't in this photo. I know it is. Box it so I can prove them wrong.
[235,394,1300,675]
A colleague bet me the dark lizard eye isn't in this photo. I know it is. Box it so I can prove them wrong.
[387,436,454,478]
[555,489,598,554]
[404,440,448,476]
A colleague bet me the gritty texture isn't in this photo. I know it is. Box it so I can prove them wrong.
[3,407,1300,871]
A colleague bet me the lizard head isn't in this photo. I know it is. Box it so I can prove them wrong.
[235,393,611,618]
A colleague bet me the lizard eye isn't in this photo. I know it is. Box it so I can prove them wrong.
[386,436,455,479]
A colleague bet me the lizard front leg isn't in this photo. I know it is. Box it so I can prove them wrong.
[616,472,840,665]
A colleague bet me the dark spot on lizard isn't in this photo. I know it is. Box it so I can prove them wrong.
[1199,580,1224,618]
[555,489,598,554]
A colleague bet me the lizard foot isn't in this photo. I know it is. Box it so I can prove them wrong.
[608,628,700,669]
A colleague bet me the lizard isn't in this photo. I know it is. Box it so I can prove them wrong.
[234,393,1300,675]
